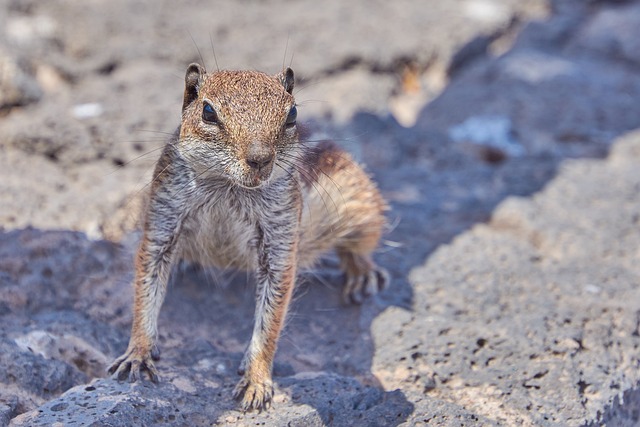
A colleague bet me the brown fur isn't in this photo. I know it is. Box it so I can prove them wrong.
[108,64,388,411]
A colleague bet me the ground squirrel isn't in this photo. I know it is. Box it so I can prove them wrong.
[108,63,389,411]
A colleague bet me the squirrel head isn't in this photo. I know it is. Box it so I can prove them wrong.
[179,63,298,189]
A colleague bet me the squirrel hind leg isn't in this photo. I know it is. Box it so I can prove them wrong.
[299,139,390,303]
[332,178,389,304]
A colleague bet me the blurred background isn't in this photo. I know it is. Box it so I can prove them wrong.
[0,0,553,239]
[2,0,638,247]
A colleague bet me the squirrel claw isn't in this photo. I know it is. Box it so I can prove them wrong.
[233,375,273,412]
[108,349,159,383]
[343,265,389,305]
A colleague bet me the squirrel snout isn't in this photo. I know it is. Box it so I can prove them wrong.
[246,143,274,171]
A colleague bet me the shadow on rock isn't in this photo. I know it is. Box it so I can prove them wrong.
[279,373,414,427]
[585,382,640,427]
[153,262,415,425]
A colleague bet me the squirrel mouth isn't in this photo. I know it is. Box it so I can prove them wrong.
[240,162,274,188]
[238,171,271,189]
[238,179,267,189]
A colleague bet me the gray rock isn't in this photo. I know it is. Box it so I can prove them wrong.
[0,48,42,111]
[372,131,640,425]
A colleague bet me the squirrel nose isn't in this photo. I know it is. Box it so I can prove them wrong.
[246,155,272,170]
[246,143,274,171]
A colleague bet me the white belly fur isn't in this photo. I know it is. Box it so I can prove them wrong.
[178,188,258,271]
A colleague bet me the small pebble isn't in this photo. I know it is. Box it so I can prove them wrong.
[72,103,103,119]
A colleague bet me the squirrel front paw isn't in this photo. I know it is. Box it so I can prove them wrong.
[233,371,274,412]
[108,345,160,383]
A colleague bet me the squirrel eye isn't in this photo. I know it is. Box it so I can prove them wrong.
[285,105,297,127]
[202,103,218,124]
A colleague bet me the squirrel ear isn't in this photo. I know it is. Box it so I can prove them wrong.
[278,67,294,94]
[183,63,205,111]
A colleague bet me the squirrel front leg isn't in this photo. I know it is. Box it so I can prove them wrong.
[109,157,188,382]
[234,220,299,411]
[108,229,178,382]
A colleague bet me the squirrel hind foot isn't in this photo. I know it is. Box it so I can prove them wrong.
[339,251,389,304]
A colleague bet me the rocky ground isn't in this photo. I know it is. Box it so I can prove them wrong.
[1,0,640,426]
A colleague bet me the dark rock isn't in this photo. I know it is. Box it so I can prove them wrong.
[0,337,85,406]
[569,1,640,67]
[10,371,415,427]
